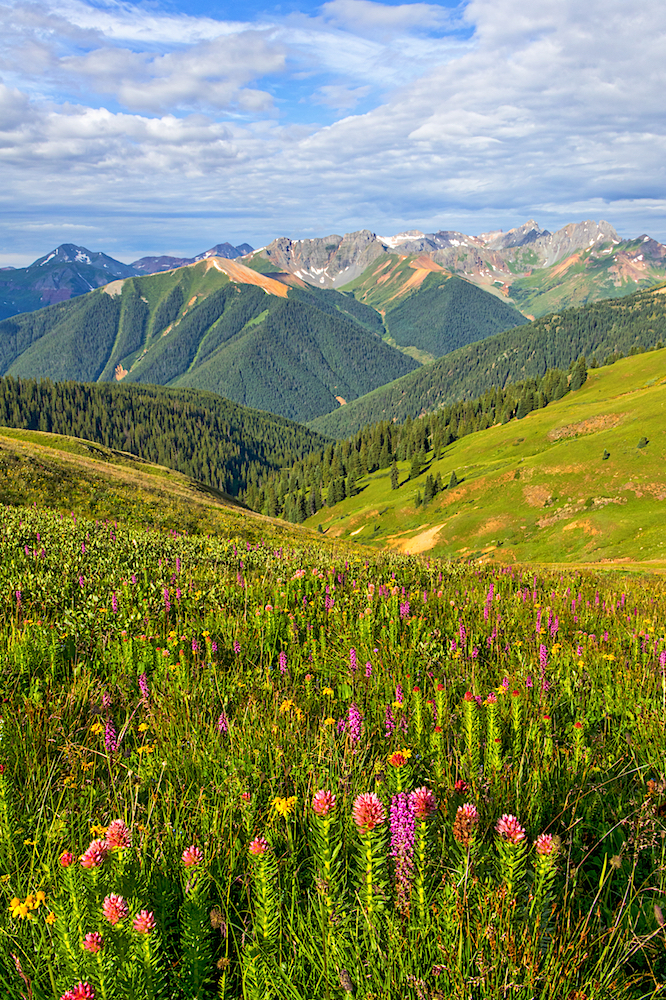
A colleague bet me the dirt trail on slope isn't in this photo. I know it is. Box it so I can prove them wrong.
[393,524,445,554]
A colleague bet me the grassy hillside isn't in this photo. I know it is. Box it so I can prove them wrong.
[0,426,263,537]
[310,283,666,437]
[0,377,329,496]
[0,260,416,423]
[306,349,666,569]
[342,256,528,361]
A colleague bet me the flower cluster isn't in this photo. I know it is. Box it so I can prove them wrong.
[79,819,131,869]
[352,792,386,834]
[9,890,46,920]
[453,803,480,848]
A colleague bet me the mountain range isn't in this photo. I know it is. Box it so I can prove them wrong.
[3,218,666,324]
[0,241,254,320]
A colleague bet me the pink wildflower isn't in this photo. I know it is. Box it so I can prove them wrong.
[105,819,131,849]
[411,786,437,820]
[249,836,269,856]
[352,792,386,834]
[133,910,156,934]
[535,833,556,856]
[80,839,108,869]
[495,814,526,844]
[312,790,337,817]
[60,985,95,1000]
[102,894,129,925]
[82,932,104,953]
[59,851,74,867]
[182,845,203,867]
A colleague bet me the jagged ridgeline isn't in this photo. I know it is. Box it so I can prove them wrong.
[0,378,328,495]
[310,283,666,437]
[0,262,418,424]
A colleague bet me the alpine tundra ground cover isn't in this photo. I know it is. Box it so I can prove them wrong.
[0,504,665,999]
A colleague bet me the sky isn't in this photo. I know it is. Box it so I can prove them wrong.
[1,0,665,265]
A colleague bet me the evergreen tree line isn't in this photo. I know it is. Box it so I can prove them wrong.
[245,356,596,521]
[0,377,327,496]
[310,285,666,438]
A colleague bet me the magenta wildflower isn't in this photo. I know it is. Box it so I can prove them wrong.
[390,792,415,910]
[233,640,241,654]
[312,790,337,816]
[133,910,156,934]
[385,704,396,737]
[495,814,526,844]
[217,709,228,735]
[352,792,386,833]
[102,894,129,925]
[399,600,410,619]
[111,592,118,614]
[348,702,363,743]
[349,647,357,674]
[138,673,149,702]
[365,661,372,677]
[278,651,287,673]
[104,719,117,755]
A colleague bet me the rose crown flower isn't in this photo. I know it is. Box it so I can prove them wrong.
[352,792,386,834]
[453,802,479,847]
[312,790,337,817]
[182,845,203,867]
[133,910,156,934]
[105,819,131,849]
[249,836,269,856]
[80,839,108,869]
[102,894,129,925]
[495,814,526,844]
[411,787,437,820]
[82,932,104,954]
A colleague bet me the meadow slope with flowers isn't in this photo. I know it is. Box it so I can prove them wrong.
[0,501,665,999]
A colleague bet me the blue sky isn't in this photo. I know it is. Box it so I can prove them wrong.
[0,0,665,264]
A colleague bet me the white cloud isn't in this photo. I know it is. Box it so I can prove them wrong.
[1,0,666,262]
[321,0,451,38]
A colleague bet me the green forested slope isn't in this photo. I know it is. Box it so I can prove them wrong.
[310,284,666,437]
[0,377,328,495]
[0,264,416,424]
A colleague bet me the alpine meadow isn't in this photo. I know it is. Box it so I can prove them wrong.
[3,0,666,995]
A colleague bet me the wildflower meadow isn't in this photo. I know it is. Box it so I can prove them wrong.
[0,503,665,999]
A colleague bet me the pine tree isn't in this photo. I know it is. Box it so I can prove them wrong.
[390,460,399,490]
[448,470,459,489]
[409,451,421,480]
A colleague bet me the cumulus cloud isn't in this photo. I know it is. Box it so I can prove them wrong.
[2,0,666,261]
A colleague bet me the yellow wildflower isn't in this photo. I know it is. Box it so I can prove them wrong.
[35,891,46,907]
[324,717,336,726]
[46,911,56,925]
[322,687,334,697]
[90,825,108,838]
[90,722,103,735]
[279,700,294,714]
[138,723,149,732]
[272,795,297,818]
